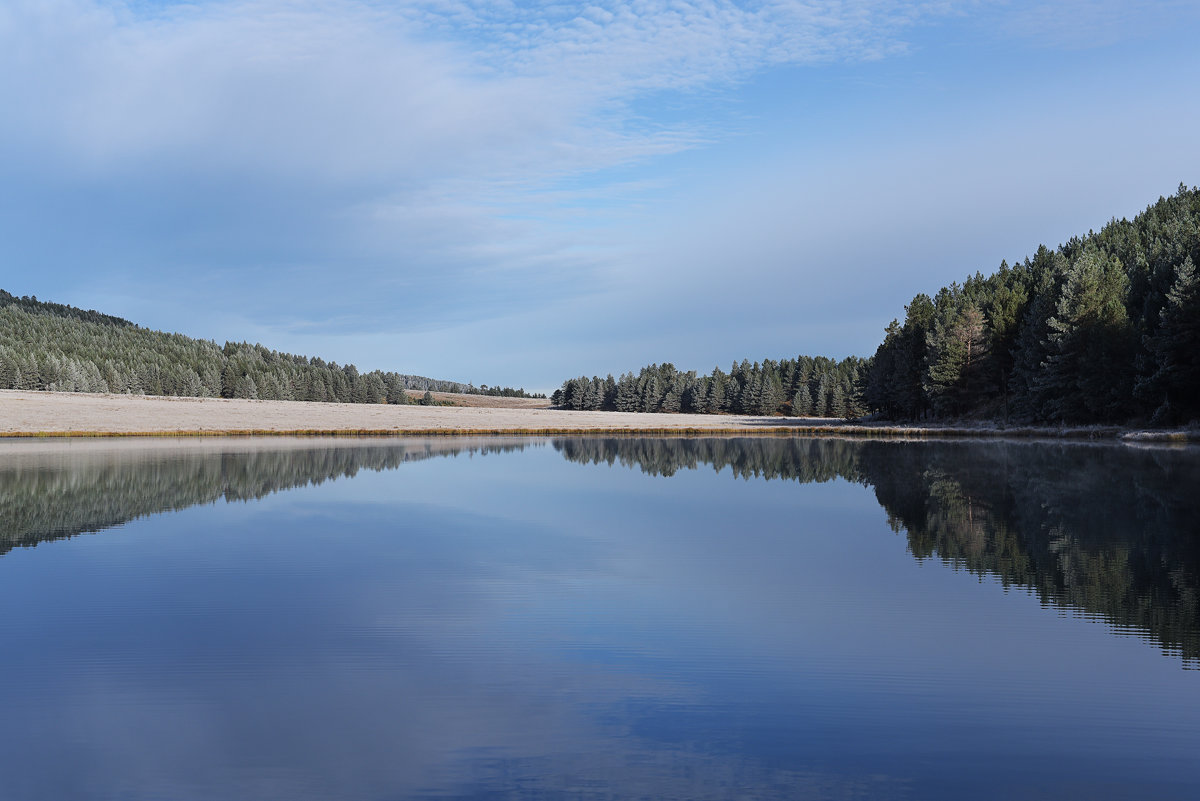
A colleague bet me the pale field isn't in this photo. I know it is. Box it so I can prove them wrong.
[3,390,1182,441]
[402,390,552,408]
[0,390,838,435]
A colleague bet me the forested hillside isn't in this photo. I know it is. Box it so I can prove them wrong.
[555,186,1199,424]
[0,291,541,402]
[865,185,1199,424]
[551,357,868,418]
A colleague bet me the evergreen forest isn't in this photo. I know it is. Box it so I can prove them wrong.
[552,357,868,418]
[555,186,1200,424]
[0,291,542,403]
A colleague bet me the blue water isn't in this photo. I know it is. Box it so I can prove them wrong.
[0,436,1197,799]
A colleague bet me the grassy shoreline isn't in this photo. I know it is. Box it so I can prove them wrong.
[2,390,1195,442]
[2,425,1196,442]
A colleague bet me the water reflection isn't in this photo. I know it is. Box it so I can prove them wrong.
[0,437,530,555]
[2,435,1199,800]
[555,437,1200,664]
[3,435,1197,664]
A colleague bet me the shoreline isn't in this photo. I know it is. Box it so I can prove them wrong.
[0,389,1195,443]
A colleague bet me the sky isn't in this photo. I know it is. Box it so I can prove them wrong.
[1,1,1198,391]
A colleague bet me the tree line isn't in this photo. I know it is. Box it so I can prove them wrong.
[551,356,869,418]
[865,185,1199,424]
[554,186,1199,424]
[0,290,543,402]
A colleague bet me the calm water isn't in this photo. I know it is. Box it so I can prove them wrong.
[1,436,1198,800]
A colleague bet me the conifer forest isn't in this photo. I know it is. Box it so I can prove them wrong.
[0,291,541,403]
[555,186,1200,424]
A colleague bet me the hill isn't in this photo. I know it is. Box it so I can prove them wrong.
[0,290,541,404]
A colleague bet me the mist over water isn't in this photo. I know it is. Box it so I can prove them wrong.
[1,436,1198,799]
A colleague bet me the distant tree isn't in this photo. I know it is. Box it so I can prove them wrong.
[814,374,831,417]
[792,383,813,417]
[587,377,609,410]
[385,375,409,405]
[615,375,639,412]
[831,379,851,419]
[641,374,662,413]
[705,371,729,413]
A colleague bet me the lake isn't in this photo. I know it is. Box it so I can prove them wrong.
[1,436,1198,800]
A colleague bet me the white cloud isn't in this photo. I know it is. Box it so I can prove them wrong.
[0,0,963,342]
[2,1,575,181]
[404,0,944,86]
[2,0,1195,386]
[0,1,964,185]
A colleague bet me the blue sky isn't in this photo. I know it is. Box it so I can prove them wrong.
[1,1,1198,391]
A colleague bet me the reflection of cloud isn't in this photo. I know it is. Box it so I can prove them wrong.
[4,437,1200,798]
[34,675,911,800]
[3,495,911,800]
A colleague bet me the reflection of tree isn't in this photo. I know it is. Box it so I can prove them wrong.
[557,437,1200,664]
[865,441,1200,663]
[4,436,1198,663]
[0,440,529,556]
[553,437,866,485]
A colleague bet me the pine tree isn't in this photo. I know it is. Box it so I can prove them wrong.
[829,381,847,419]
[705,372,727,414]
[755,373,782,415]
[685,378,708,414]
[985,260,1031,421]
[792,384,812,416]
[814,374,831,417]
[603,374,618,410]
[583,378,604,410]
[895,294,935,418]
[660,387,682,413]
[641,375,662,413]
[1038,247,1134,421]
[1142,256,1200,422]
[925,294,989,417]
[615,375,640,412]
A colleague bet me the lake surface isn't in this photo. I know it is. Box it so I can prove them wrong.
[1,435,1198,800]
